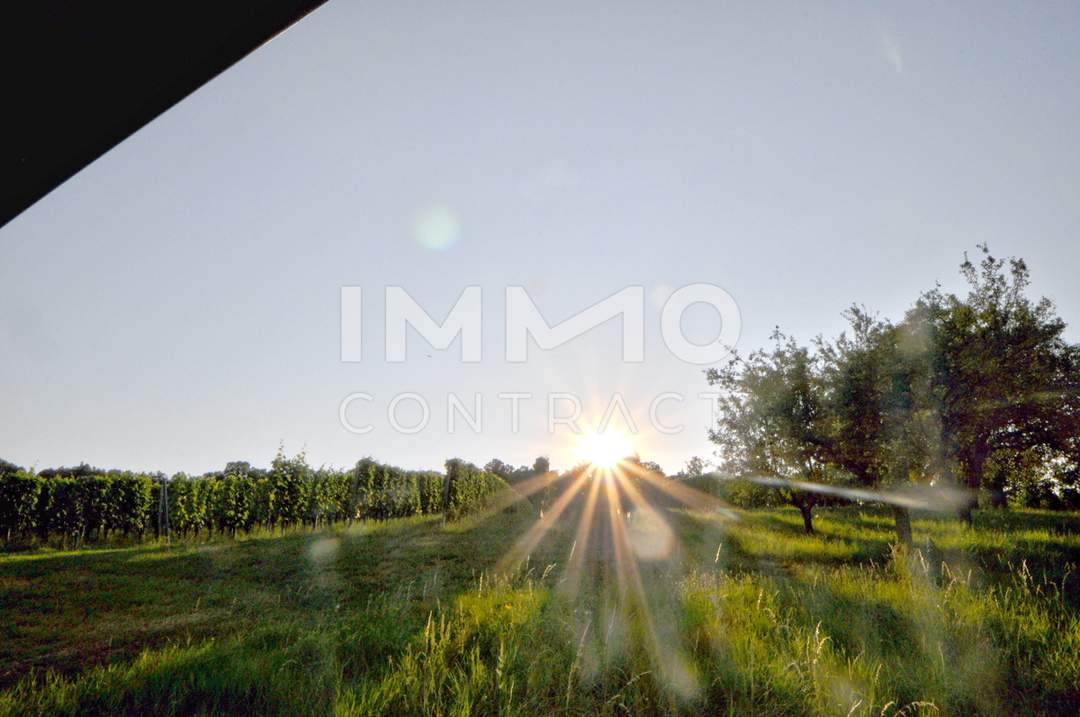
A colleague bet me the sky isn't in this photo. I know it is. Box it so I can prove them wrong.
[2,1,1079,476]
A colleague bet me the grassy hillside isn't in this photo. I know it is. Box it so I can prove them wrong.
[1,499,1078,716]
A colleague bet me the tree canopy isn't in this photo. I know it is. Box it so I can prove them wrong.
[707,247,1080,543]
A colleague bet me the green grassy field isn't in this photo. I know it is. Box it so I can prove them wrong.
[2,499,1078,716]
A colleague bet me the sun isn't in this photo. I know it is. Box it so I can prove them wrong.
[577,430,634,469]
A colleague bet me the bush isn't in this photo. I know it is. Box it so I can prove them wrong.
[681,474,780,508]
[415,471,444,514]
[443,459,507,521]
[4,451,516,549]
[0,472,42,543]
[106,473,153,538]
[269,450,309,530]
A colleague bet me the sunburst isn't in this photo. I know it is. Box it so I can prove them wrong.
[576,430,634,469]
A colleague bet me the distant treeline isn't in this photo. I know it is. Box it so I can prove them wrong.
[0,451,509,548]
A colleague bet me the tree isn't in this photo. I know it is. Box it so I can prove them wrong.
[903,246,1080,523]
[639,460,665,477]
[707,331,835,534]
[815,308,942,545]
[683,456,708,479]
[484,459,513,482]
[224,460,252,476]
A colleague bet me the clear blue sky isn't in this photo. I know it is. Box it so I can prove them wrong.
[2,1,1079,475]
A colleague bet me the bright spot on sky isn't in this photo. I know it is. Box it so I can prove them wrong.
[576,430,634,469]
[412,205,462,250]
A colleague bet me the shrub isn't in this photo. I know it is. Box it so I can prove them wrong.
[5,451,517,549]
[269,450,309,530]
[444,459,507,521]
[0,472,42,543]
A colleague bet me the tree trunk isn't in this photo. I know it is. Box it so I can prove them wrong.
[799,503,814,534]
[958,442,989,526]
[957,498,977,528]
[891,505,913,547]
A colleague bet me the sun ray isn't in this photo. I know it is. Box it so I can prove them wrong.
[610,464,676,561]
[560,467,604,598]
[602,468,632,598]
[495,470,592,573]
[602,472,699,699]
[619,462,738,519]
[449,468,567,531]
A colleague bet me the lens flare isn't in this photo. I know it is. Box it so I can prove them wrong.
[576,431,633,469]
[412,205,461,250]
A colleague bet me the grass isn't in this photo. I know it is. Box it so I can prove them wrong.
[1,499,1078,716]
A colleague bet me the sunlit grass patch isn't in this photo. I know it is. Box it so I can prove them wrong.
[339,574,568,717]
[0,627,341,717]
[1,506,1078,715]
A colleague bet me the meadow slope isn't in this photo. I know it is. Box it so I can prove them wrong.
[1,500,1079,716]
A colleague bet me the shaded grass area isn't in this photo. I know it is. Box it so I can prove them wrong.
[1,503,1078,715]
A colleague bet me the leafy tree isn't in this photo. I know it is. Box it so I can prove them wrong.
[708,331,836,534]
[224,460,252,476]
[639,460,665,477]
[683,456,708,479]
[39,463,97,480]
[484,459,514,481]
[814,309,940,545]
[532,456,550,475]
[902,246,1080,523]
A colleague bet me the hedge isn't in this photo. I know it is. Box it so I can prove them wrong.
[1,452,502,548]
[444,459,508,521]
